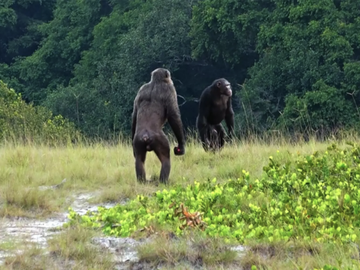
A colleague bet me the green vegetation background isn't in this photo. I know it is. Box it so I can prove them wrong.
[2,0,360,139]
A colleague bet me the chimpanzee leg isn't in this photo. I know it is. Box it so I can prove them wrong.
[208,125,218,151]
[133,139,147,183]
[153,132,171,184]
[214,124,226,150]
[197,116,211,152]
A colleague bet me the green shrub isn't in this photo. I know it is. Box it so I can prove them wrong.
[0,80,80,145]
[69,142,360,244]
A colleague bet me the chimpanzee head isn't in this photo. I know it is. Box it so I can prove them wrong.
[215,79,232,97]
[151,68,173,84]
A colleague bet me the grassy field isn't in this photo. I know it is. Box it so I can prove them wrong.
[1,136,360,269]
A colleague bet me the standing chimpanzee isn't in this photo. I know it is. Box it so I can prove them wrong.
[132,68,185,184]
[196,78,235,151]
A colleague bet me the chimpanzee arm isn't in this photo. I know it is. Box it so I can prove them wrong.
[131,99,138,141]
[225,98,235,138]
[166,91,185,149]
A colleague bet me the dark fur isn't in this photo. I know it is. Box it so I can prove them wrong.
[196,78,235,151]
[132,68,185,183]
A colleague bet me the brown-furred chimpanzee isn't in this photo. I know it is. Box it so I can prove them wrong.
[131,68,185,184]
[196,78,235,151]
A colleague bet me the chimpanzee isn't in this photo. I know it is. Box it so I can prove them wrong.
[132,68,185,183]
[196,78,234,151]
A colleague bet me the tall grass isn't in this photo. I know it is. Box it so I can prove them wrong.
[0,133,357,217]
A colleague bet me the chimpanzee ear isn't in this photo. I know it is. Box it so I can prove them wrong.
[165,70,169,78]
[216,81,222,88]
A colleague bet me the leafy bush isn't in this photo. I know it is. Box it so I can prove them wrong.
[69,143,360,244]
[0,80,80,145]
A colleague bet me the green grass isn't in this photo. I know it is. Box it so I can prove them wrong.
[136,233,241,269]
[47,225,114,269]
[135,234,360,269]
[240,240,360,269]
[2,245,52,270]
[1,136,360,269]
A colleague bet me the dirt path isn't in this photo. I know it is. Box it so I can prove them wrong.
[0,192,143,268]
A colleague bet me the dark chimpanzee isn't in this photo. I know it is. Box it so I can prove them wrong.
[131,68,185,184]
[196,78,235,151]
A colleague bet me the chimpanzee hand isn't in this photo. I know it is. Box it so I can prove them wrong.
[174,144,185,156]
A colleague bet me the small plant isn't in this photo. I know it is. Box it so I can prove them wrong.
[171,202,206,230]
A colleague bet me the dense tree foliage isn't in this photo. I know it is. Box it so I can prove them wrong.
[1,0,360,139]
[242,0,360,136]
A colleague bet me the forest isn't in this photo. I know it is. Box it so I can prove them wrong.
[1,0,360,140]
